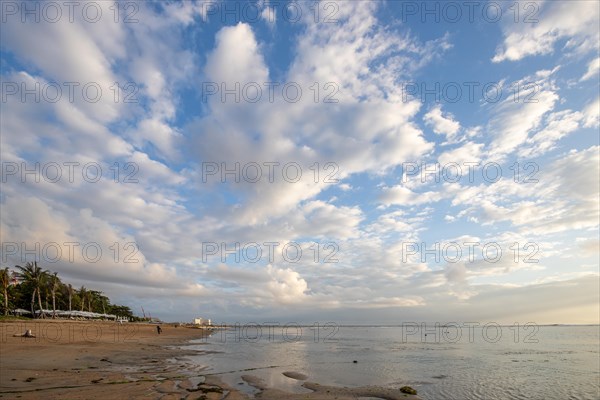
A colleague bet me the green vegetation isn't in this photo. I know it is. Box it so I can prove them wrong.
[0,262,134,319]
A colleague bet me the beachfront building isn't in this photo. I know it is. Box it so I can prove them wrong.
[194,317,212,326]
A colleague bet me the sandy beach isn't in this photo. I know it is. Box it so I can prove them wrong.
[0,320,422,400]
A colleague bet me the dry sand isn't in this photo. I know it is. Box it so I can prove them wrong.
[0,320,422,400]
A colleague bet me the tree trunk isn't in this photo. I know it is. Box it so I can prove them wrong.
[52,292,56,319]
[31,289,36,317]
[68,294,72,312]
[3,288,8,316]
[37,289,44,319]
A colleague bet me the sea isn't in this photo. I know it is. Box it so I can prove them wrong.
[183,324,600,400]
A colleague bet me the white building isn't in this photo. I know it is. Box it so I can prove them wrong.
[194,317,212,326]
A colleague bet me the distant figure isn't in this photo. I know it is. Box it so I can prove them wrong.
[13,329,35,338]
[156,325,162,334]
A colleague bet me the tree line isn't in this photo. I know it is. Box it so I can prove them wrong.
[0,262,134,319]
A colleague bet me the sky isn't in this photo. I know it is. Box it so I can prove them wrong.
[1,0,598,325]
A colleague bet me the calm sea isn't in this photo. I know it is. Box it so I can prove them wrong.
[184,324,600,400]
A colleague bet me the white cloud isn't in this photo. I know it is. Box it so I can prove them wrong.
[379,185,442,206]
[493,1,599,62]
[260,6,276,25]
[163,1,207,25]
[265,265,309,304]
[186,9,443,224]
[487,70,559,158]
[447,146,599,235]
[519,110,582,157]
[205,23,269,85]
[368,210,423,234]
[423,105,461,141]
[583,97,600,128]
[1,4,124,123]
[2,0,597,323]
[0,196,182,290]
[128,118,182,160]
[580,57,600,81]
[438,141,483,166]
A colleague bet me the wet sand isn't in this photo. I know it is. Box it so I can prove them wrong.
[0,319,223,399]
[0,320,422,399]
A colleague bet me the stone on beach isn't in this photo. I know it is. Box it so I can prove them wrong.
[283,371,308,380]
[400,386,418,395]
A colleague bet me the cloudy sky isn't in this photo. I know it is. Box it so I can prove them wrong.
[1,0,598,324]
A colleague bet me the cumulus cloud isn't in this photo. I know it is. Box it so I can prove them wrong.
[184,6,445,225]
[379,185,443,206]
[423,105,461,141]
[493,1,599,62]
[205,23,269,85]
[2,0,597,323]
[438,141,484,166]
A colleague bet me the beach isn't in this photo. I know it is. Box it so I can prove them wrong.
[0,320,423,399]
[0,319,220,399]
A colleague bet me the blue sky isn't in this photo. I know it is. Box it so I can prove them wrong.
[1,0,598,324]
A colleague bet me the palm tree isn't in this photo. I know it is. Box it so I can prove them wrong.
[44,284,49,310]
[0,267,10,316]
[67,284,74,312]
[79,286,87,311]
[89,291,109,315]
[49,272,61,318]
[86,290,94,313]
[15,262,48,318]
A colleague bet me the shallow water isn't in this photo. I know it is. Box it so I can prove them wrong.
[186,324,600,399]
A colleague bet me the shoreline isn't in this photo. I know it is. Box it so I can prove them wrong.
[0,320,422,399]
[0,319,220,399]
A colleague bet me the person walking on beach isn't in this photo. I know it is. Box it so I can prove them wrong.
[156,325,162,334]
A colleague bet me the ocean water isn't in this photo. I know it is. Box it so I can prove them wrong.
[185,324,600,400]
